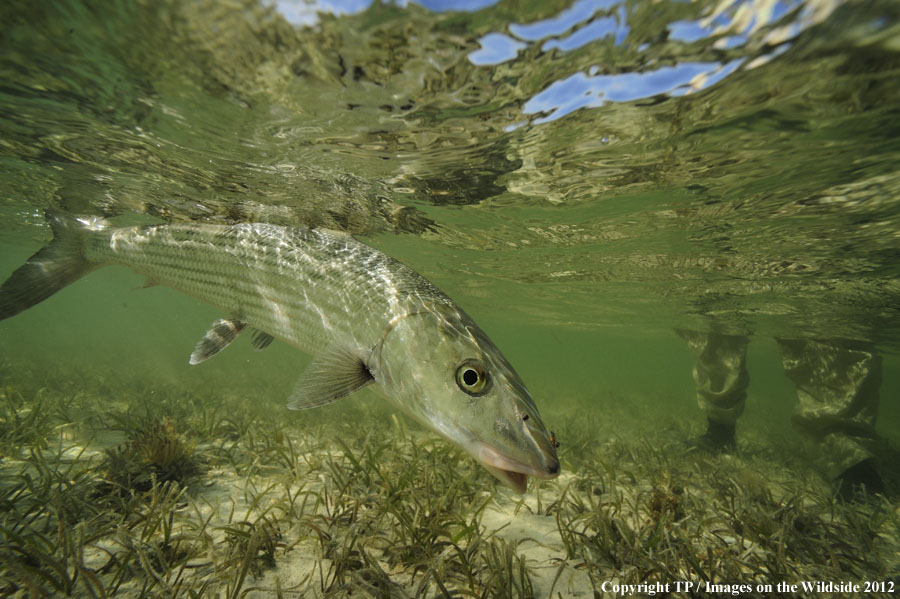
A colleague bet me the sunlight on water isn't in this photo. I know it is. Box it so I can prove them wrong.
[1,1,900,595]
[3,0,894,346]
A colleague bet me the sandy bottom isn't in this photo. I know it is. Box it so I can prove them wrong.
[2,372,899,598]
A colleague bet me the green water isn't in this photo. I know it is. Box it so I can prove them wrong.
[2,0,900,596]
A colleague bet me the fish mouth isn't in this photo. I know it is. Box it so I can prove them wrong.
[475,443,559,494]
[483,465,529,494]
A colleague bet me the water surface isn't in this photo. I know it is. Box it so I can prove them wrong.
[1,0,899,596]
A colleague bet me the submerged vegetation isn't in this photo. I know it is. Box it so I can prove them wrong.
[0,362,898,598]
[101,417,202,494]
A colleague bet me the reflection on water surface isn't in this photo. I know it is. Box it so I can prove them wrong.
[2,1,900,597]
[2,0,897,346]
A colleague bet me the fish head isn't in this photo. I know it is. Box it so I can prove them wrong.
[371,305,560,493]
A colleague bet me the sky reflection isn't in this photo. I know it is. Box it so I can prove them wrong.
[541,7,629,51]
[469,33,526,65]
[273,0,499,25]
[523,60,744,123]
[509,0,622,41]
[269,0,839,127]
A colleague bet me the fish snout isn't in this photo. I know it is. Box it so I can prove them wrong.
[544,454,560,477]
[527,423,560,479]
[531,447,560,480]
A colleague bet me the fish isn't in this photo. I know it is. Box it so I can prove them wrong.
[0,215,560,492]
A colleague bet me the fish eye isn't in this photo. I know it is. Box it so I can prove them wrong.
[455,359,490,396]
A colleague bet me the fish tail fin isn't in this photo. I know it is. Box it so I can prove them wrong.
[0,214,96,321]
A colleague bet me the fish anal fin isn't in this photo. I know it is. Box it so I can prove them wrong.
[189,318,247,365]
[251,329,275,351]
[287,343,373,410]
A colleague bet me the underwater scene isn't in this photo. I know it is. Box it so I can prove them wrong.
[1,0,900,597]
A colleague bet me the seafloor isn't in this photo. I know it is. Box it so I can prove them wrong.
[1,360,898,599]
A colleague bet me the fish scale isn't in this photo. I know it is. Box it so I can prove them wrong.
[82,223,444,354]
[0,215,560,492]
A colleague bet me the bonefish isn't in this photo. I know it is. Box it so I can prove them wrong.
[0,215,559,492]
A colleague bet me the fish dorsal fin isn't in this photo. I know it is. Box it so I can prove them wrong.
[250,330,275,350]
[189,318,247,365]
[287,343,374,410]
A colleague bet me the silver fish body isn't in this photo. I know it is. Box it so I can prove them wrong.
[89,222,442,360]
[0,217,560,491]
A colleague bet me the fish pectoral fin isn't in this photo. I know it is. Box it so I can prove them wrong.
[189,318,247,365]
[250,330,275,351]
[287,343,374,410]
